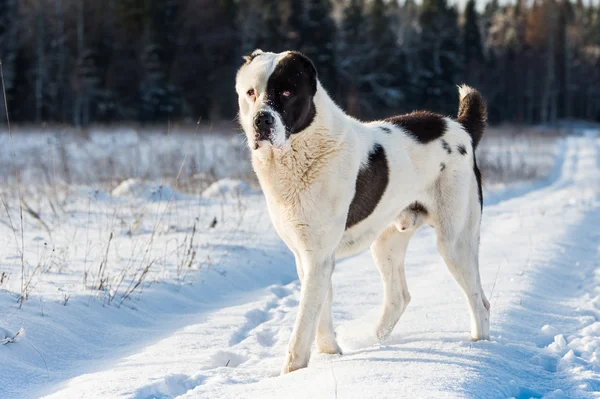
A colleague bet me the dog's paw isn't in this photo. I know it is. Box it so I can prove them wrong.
[470,332,490,341]
[280,352,308,375]
[316,338,343,355]
[375,322,394,342]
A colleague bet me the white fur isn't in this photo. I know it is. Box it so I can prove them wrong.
[236,51,490,374]
[458,84,475,100]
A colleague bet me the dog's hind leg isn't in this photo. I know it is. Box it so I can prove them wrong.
[436,215,490,341]
[372,225,415,341]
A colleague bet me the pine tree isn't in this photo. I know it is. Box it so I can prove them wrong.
[464,0,484,65]
[392,0,420,112]
[524,0,560,123]
[369,0,387,42]
[138,0,183,122]
[417,0,463,114]
[339,0,369,116]
[483,0,500,29]
[342,0,367,47]
[257,1,285,52]
[172,0,239,119]
[148,0,181,67]
[463,0,484,84]
[0,0,599,125]
[286,0,306,50]
[302,0,337,95]
[365,0,405,115]
[592,6,600,45]
[0,0,17,122]
[213,0,240,117]
[115,0,147,37]
[556,0,575,119]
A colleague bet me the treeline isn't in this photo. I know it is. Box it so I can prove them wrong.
[0,0,599,125]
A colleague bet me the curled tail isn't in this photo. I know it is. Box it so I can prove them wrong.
[457,85,487,149]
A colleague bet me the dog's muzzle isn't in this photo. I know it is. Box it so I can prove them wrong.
[253,111,274,148]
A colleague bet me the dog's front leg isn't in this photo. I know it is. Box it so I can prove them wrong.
[293,252,304,282]
[282,253,334,374]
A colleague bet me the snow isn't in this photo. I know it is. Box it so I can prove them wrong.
[202,179,255,199]
[0,133,599,399]
[112,178,189,201]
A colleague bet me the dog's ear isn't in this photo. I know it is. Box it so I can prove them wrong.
[287,51,318,95]
[242,49,264,64]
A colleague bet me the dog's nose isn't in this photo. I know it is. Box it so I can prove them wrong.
[253,111,274,139]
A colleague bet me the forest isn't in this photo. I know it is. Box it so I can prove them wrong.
[0,0,599,125]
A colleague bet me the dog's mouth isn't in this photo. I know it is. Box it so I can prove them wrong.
[252,128,275,150]
[252,139,265,150]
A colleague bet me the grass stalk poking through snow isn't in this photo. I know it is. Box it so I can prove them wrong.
[118,262,153,307]
[1,59,26,308]
[96,232,114,291]
[1,327,24,345]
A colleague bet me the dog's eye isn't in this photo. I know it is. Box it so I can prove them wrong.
[247,89,255,98]
[282,91,292,98]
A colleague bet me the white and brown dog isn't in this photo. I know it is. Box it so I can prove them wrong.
[236,50,490,374]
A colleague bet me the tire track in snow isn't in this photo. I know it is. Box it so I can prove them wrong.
[464,136,600,399]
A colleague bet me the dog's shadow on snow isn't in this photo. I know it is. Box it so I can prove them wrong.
[337,332,489,369]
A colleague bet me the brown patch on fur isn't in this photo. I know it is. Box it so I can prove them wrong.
[457,87,487,148]
[409,202,428,215]
[346,144,389,229]
[386,111,447,144]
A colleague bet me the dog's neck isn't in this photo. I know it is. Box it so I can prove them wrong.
[251,83,349,204]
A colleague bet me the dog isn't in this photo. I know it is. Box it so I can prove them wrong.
[235,50,490,374]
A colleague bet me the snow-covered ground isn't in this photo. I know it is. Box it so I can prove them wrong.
[1,130,599,399]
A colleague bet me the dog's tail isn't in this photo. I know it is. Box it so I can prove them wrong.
[457,85,487,149]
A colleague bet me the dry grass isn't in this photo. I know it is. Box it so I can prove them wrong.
[1,59,26,308]
[0,122,254,191]
[477,125,563,186]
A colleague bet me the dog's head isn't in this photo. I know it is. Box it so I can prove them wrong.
[236,50,317,151]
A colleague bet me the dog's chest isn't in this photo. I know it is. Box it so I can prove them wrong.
[254,137,345,208]
[256,161,353,250]
[262,176,329,229]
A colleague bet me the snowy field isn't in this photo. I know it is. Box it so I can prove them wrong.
[0,126,599,399]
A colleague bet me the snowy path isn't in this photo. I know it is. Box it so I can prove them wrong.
[6,135,600,399]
